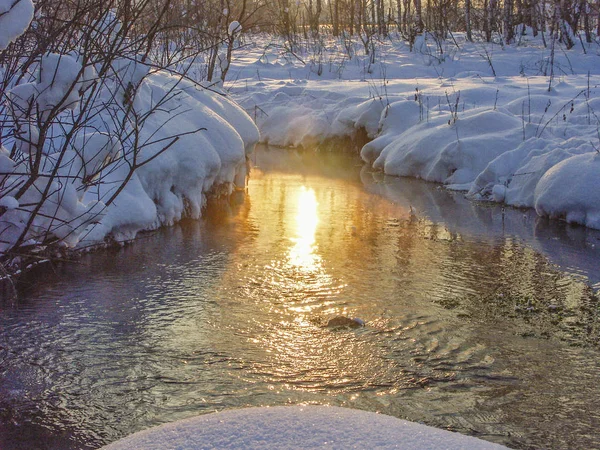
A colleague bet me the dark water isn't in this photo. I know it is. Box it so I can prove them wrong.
[1,146,600,450]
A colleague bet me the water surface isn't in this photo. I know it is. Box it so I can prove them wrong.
[1,146,599,449]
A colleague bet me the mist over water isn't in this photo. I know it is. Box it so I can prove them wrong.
[1,146,599,450]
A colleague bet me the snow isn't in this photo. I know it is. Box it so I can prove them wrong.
[91,10,121,41]
[535,152,600,228]
[229,21,242,36]
[1,61,259,252]
[6,53,95,122]
[3,29,600,252]
[0,0,34,50]
[102,406,507,450]
[6,82,37,119]
[1,6,260,254]
[75,72,259,246]
[228,33,600,229]
[36,53,85,113]
[373,108,524,185]
[0,145,15,173]
[109,55,150,99]
[0,195,18,209]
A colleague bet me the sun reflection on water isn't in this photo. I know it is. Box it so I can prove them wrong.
[288,186,320,271]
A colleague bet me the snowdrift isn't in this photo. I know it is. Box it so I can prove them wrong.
[102,406,507,450]
[1,68,259,252]
[81,73,260,245]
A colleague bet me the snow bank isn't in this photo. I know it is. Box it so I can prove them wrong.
[468,137,594,205]
[535,152,600,229]
[237,84,387,148]
[79,72,259,245]
[229,34,600,228]
[366,89,600,228]
[102,406,507,450]
[372,108,524,186]
[2,9,260,255]
[1,68,258,252]
[361,100,422,163]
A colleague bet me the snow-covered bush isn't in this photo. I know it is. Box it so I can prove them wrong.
[0,0,258,262]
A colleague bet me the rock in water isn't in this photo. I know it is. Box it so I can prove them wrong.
[326,316,365,329]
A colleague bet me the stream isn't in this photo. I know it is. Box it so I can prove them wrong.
[1,146,600,449]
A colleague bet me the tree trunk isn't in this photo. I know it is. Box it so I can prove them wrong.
[583,1,592,43]
[207,0,225,82]
[396,0,402,31]
[414,0,423,32]
[485,0,496,42]
[315,0,322,34]
[530,0,538,36]
[378,0,385,35]
[350,0,355,34]
[504,0,514,44]
[556,0,575,48]
[465,0,472,40]
[357,0,363,32]
[371,0,376,27]
[334,0,339,35]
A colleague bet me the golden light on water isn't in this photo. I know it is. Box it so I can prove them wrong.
[287,186,320,271]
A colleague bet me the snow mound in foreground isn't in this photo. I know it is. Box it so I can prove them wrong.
[102,406,507,450]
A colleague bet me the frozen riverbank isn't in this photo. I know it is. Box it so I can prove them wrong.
[230,33,600,229]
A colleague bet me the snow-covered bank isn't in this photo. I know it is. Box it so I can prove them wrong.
[102,406,507,449]
[1,69,259,253]
[229,33,600,229]
[1,9,261,258]
[78,73,260,246]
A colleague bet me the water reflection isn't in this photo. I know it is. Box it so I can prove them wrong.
[1,146,600,450]
[288,186,319,271]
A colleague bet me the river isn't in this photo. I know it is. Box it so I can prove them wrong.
[1,146,599,449]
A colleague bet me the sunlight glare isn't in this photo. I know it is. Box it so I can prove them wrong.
[288,186,319,270]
